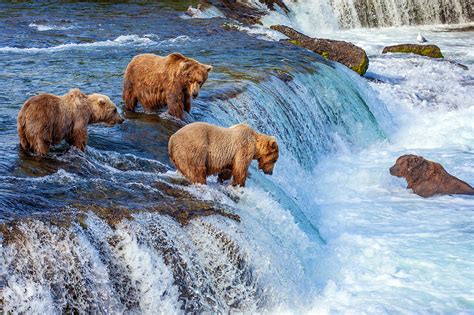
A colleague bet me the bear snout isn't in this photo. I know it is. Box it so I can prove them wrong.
[107,115,124,126]
[390,165,400,177]
[192,91,199,99]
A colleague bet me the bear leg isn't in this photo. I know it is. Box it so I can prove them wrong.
[231,156,252,187]
[71,128,88,151]
[124,95,137,112]
[189,166,207,185]
[179,166,207,185]
[184,95,191,113]
[123,79,137,111]
[166,90,184,119]
[231,169,247,187]
[218,169,232,183]
[34,139,50,156]
[17,124,30,151]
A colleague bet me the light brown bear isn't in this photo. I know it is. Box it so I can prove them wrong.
[390,154,474,197]
[123,53,212,119]
[17,88,124,155]
[168,122,279,186]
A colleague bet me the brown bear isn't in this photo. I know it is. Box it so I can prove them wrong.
[168,122,279,186]
[17,88,124,155]
[123,52,212,119]
[389,154,474,197]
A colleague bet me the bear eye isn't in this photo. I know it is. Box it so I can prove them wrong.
[113,108,117,113]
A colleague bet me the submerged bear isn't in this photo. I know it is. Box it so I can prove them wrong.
[390,154,474,197]
[17,88,124,155]
[168,122,279,187]
[123,52,213,119]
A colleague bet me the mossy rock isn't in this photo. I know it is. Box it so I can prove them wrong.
[271,25,369,76]
[382,44,444,58]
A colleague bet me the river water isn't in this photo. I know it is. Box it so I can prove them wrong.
[1,1,473,313]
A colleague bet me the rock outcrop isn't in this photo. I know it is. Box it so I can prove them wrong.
[270,25,369,75]
[201,0,289,25]
[382,44,444,58]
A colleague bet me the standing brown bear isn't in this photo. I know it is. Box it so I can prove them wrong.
[168,122,279,186]
[17,88,124,155]
[123,53,212,119]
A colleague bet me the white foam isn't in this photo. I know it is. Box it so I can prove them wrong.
[28,22,74,31]
[284,27,474,313]
[0,34,162,53]
[180,5,225,19]
[257,0,340,35]
[161,35,192,45]
[111,224,180,314]
[227,23,288,41]
[165,172,323,308]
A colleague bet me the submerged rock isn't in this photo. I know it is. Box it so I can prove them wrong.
[382,44,444,58]
[275,69,294,83]
[270,25,369,76]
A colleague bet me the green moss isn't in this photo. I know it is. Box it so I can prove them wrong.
[352,56,369,76]
[288,39,304,47]
[421,47,443,58]
[383,44,444,59]
[286,37,369,76]
[321,51,329,59]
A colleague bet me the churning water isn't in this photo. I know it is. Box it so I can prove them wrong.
[258,0,473,30]
[1,1,473,314]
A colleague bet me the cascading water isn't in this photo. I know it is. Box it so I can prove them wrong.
[258,0,473,32]
[1,1,473,313]
[0,2,392,312]
[196,64,388,169]
[329,0,473,28]
[1,56,389,314]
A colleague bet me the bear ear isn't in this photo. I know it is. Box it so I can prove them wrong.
[269,137,277,149]
[98,97,106,106]
[69,88,82,95]
[181,61,194,72]
[408,156,425,171]
[205,65,213,72]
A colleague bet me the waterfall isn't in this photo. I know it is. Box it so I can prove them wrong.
[330,0,473,28]
[1,52,391,313]
[259,0,473,31]
[195,61,388,169]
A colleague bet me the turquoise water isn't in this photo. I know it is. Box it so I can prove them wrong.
[1,2,473,313]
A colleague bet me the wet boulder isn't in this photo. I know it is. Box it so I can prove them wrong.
[382,44,444,58]
[270,25,369,76]
[201,0,289,25]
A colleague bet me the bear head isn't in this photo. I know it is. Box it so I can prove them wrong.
[181,60,212,99]
[390,154,426,178]
[87,93,124,126]
[255,135,279,175]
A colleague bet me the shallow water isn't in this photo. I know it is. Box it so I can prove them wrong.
[1,1,474,313]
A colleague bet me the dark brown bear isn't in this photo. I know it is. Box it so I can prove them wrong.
[390,154,474,197]
[17,88,124,155]
[123,53,212,119]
